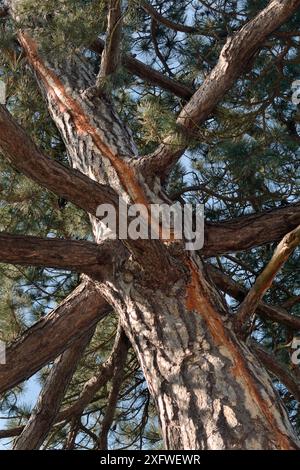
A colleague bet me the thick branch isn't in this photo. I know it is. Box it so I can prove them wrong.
[58,325,129,423]
[203,203,300,256]
[13,329,95,450]
[0,324,129,439]
[141,1,197,34]
[235,225,300,335]
[90,39,193,100]
[0,280,110,395]
[0,427,22,439]
[0,105,119,215]
[97,326,129,449]
[0,233,112,276]
[207,264,300,332]
[97,0,122,81]
[0,6,8,18]
[142,0,300,177]
[251,342,300,403]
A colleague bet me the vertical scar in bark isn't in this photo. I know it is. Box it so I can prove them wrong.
[185,259,297,450]
[18,32,150,207]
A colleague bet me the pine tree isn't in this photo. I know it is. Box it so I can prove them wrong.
[0,0,299,450]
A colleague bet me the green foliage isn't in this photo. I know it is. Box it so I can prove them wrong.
[16,0,106,58]
[137,96,177,145]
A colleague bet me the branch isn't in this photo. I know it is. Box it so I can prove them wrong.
[13,329,95,450]
[207,264,300,332]
[64,418,80,450]
[0,427,22,439]
[0,6,8,18]
[0,105,119,215]
[275,30,300,38]
[97,326,129,449]
[0,324,129,439]
[234,225,300,335]
[251,341,300,403]
[90,39,193,100]
[58,324,129,423]
[97,0,122,82]
[3,34,180,283]
[0,280,110,394]
[141,0,300,177]
[150,17,173,76]
[0,233,112,276]
[203,203,300,257]
[141,1,197,34]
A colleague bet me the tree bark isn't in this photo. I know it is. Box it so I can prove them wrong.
[0,280,110,394]
[5,0,300,450]
[235,225,300,335]
[140,0,300,177]
[203,203,300,256]
[0,232,113,275]
[19,41,300,452]
[95,257,299,449]
[0,324,130,440]
[207,264,300,331]
[13,329,95,450]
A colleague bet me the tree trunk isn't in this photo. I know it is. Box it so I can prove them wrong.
[14,24,300,451]
[96,258,299,450]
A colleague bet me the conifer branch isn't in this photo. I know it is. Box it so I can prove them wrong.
[150,17,174,77]
[0,281,110,395]
[141,1,198,34]
[251,342,300,403]
[0,106,119,216]
[203,203,300,257]
[234,225,300,336]
[0,325,129,440]
[91,38,193,99]
[97,0,123,83]
[0,233,113,276]
[13,329,95,450]
[207,265,300,332]
[139,0,300,178]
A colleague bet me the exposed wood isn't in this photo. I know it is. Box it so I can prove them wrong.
[4,0,300,450]
[14,30,181,285]
[235,225,300,335]
[94,256,300,449]
[0,105,119,215]
[0,100,174,281]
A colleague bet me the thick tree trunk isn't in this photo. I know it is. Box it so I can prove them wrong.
[96,258,299,450]
[13,16,300,450]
